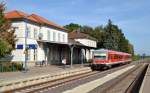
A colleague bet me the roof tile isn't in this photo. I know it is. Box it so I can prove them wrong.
[5,10,67,31]
[69,31,97,41]
[5,10,28,19]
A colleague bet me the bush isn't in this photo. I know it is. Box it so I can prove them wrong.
[0,62,23,72]
[132,55,141,61]
[0,39,10,57]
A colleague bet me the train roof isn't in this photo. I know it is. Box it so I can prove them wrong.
[94,49,131,56]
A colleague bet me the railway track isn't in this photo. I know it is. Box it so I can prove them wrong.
[4,62,145,93]
[90,63,148,93]
[6,71,98,93]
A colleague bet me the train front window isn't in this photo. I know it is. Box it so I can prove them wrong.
[94,56,106,60]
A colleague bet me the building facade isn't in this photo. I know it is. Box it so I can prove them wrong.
[1,10,97,67]
[68,31,97,64]
[2,10,68,67]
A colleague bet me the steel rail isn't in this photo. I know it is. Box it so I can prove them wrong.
[99,64,148,93]
[6,62,139,93]
[125,64,148,93]
[8,71,98,93]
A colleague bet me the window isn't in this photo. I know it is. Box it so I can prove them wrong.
[58,33,60,42]
[114,55,118,59]
[34,49,37,61]
[27,26,31,38]
[47,30,50,40]
[94,53,107,60]
[94,56,106,60]
[27,50,31,61]
[34,28,38,39]
[62,34,65,42]
[53,32,56,41]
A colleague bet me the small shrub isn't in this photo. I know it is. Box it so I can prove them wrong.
[0,62,23,72]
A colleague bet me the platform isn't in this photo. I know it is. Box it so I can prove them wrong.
[0,64,89,85]
[139,64,150,93]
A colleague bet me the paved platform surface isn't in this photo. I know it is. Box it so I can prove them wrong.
[63,65,135,93]
[0,64,89,85]
[140,64,150,93]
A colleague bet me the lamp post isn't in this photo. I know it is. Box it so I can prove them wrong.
[23,16,29,72]
[69,44,75,68]
[81,48,84,67]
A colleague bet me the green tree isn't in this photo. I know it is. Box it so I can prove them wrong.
[92,26,105,48]
[64,23,81,32]
[0,39,10,57]
[100,19,134,54]
[81,25,93,35]
[64,19,134,55]
[103,20,119,50]
[0,2,16,57]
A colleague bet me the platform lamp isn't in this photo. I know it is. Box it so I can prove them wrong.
[23,15,29,72]
[69,43,75,68]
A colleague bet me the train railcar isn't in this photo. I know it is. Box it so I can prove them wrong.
[91,49,132,70]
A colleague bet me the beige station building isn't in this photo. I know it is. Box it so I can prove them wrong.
[0,10,97,67]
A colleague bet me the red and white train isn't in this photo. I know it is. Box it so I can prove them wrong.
[91,49,132,70]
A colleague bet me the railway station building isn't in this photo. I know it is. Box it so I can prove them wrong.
[68,31,97,64]
[0,10,97,67]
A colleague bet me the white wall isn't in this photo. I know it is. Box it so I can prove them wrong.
[40,26,68,43]
[74,38,96,62]
[75,39,96,48]
[12,21,68,43]
[7,20,68,63]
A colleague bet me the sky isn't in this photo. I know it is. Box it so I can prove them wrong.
[2,0,150,55]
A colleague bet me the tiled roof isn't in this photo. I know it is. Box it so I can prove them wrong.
[5,10,28,19]
[5,10,67,31]
[29,14,66,30]
[68,31,97,41]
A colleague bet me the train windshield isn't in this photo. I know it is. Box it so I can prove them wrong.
[94,52,107,60]
[94,56,106,60]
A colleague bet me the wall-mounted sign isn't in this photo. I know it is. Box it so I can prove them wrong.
[17,44,23,49]
[17,44,37,49]
[28,44,37,49]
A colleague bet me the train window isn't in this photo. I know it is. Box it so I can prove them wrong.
[108,55,114,59]
[114,54,122,59]
[108,56,111,59]
[114,55,118,59]
[94,56,106,60]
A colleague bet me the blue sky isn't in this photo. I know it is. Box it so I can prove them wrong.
[2,0,150,55]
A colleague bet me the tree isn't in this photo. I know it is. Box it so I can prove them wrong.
[0,39,10,57]
[92,26,105,48]
[98,19,134,54]
[64,19,134,55]
[64,23,81,32]
[103,20,119,50]
[0,2,16,57]
[81,25,93,35]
